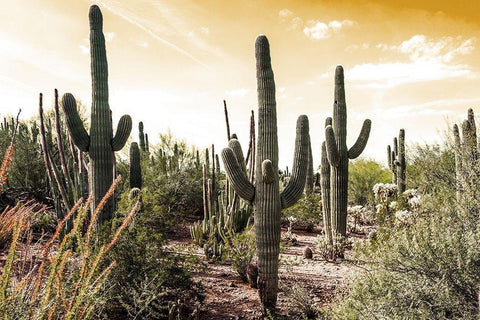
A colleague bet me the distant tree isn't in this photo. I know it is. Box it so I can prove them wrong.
[348,158,390,205]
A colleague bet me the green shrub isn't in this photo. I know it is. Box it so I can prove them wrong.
[283,193,321,231]
[224,227,256,282]
[348,158,390,206]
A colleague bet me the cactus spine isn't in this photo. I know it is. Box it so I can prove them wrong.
[61,5,132,222]
[222,35,309,312]
[325,66,371,238]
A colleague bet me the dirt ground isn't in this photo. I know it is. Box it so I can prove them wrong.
[169,225,365,320]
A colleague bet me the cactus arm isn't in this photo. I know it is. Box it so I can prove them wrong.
[348,119,371,159]
[325,117,332,127]
[320,141,332,244]
[325,125,339,167]
[305,134,314,194]
[387,145,392,169]
[280,115,309,209]
[112,115,132,151]
[221,148,255,201]
[228,139,247,174]
[262,159,275,184]
[61,93,90,152]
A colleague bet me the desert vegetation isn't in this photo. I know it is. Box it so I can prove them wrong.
[1,4,479,320]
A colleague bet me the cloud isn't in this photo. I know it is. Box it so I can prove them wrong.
[303,20,355,40]
[349,35,476,87]
[225,88,249,97]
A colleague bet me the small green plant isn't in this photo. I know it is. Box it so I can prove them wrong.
[224,227,256,282]
[284,283,319,319]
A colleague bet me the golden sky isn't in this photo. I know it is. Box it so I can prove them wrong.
[1,0,480,168]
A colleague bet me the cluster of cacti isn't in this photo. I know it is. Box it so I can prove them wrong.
[453,108,479,200]
[387,129,406,193]
[61,5,132,223]
[38,90,89,222]
[190,103,255,261]
[222,35,309,312]
[322,66,371,239]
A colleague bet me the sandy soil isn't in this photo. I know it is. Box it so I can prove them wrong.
[168,225,365,320]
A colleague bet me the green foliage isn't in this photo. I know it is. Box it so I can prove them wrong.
[0,117,45,190]
[282,193,322,231]
[348,158,390,206]
[103,193,203,319]
[407,142,456,205]
[224,227,256,282]
[333,133,480,319]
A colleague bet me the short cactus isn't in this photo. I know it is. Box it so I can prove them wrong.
[139,121,146,152]
[222,35,309,312]
[320,119,332,244]
[61,5,132,222]
[325,66,371,238]
[305,134,314,194]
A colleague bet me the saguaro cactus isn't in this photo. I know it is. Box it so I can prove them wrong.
[321,118,333,244]
[129,142,142,190]
[325,66,371,237]
[62,5,132,222]
[387,130,406,192]
[305,134,314,194]
[139,121,146,152]
[222,35,309,313]
[453,108,478,200]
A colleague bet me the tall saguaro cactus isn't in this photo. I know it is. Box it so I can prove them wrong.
[62,5,132,222]
[222,35,309,313]
[325,66,371,237]
[139,121,146,152]
[129,142,142,190]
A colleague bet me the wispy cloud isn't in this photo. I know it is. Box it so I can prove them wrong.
[94,0,210,68]
[225,88,249,97]
[349,35,476,87]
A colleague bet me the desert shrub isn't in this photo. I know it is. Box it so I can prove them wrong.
[348,158,390,206]
[333,139,480,319]
[102,192,203,319]
[284,283,320,319]
[224,227,256,282]
[315,235,351,262]
[407,142,456,205]
[282,193,321,231]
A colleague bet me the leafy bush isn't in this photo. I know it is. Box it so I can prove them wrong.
[348,158,391,206]
[102,191,203,319]
[224,227,256,282]
[282,193,321,231]
[333,137,480,319]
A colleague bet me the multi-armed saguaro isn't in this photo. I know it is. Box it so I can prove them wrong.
[325,66,371,238]
[222,35,309,313]
[62,5,132,222]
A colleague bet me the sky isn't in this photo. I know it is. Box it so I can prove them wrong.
[1,0,480,169]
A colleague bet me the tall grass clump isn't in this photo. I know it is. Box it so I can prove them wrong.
[0,175,139,319]
[332,134,480,319]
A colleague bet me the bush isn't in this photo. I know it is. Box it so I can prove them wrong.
[348,159,391,206]
[282,193,321,231]
[102,192,203,319]
[333,138,480,319]
[224,227,256,282]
